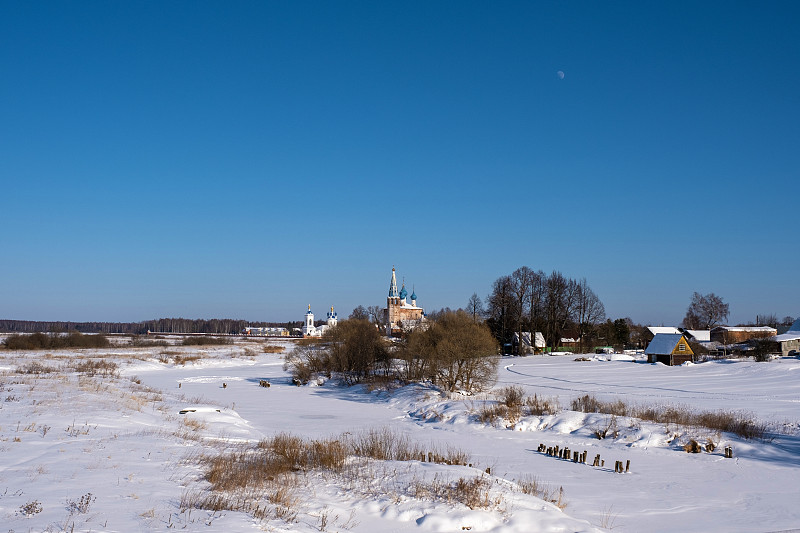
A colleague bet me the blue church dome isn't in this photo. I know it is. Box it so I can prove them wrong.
[411,289,417,301]
[399,285,408,300]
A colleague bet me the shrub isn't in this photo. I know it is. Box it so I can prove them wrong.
[130,335,168,347]
[181,336,232,346]
[18,500,42,517]
[16,361,58,374]
[403,310,499,393]
[571,394,601,413]
[684,439,702,453]
[478,403,509,425]
[3,332,109,350]
[498,386,526,408]
[286,320,387,385]
[324,319,389,383]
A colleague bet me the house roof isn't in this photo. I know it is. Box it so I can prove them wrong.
[683,329,711,342]
[775,318,800,342]
[513,332,546,348]
[645,333,686,355]
[647,326,681,336]
[712,326,777,333]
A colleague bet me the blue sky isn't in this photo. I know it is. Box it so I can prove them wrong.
[1,1,798,326]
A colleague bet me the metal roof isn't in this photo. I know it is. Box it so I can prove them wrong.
[645,333,686,355]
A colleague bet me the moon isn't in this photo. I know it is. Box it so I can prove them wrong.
[557,70,565,80]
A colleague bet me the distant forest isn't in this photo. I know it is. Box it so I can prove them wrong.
[0,318,303,335]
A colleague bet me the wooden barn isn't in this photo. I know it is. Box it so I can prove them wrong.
[710,326,777,344]
[645,333,694,365]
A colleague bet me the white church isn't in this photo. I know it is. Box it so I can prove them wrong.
[301,305,338,337]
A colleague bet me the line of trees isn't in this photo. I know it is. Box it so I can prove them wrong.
[0,318,297,335]
[485,267,605,354]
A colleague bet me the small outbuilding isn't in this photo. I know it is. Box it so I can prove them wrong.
[645,333,694,365]
[774,318,800,357]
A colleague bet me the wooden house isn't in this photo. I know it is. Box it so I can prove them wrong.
[645,333,694,365]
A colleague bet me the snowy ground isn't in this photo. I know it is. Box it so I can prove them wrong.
[1,338,798,532]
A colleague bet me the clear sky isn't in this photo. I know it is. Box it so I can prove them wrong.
[1,1,798,326]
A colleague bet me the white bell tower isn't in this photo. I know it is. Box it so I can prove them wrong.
[302,305,315,336]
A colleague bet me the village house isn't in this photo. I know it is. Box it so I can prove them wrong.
[512,331,546,354]
[645,333,694,366]
[774,318,800,357]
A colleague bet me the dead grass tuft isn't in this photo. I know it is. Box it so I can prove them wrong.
[525,393,560,416]
[74,359,119,377]
[262,344,286,354]
[517,475,567,510]
[413,474,495,510]
[174,354,203,366]
[16,361,59,374]
[479,388,560,425]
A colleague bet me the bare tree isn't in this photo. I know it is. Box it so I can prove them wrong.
[466,293,484,322]
[366,305,384,326]
[526,270,546,351]
[573,278,605,352]
[349,305,369,320]
[510,267,535,354]
[755,313,779,328]
[486,275,518,351]
[542,271,578,349]
[682,292,729,330]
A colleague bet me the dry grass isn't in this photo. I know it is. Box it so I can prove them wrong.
[570,394,768,440]
[173,354,203,366]
[412,474,495,510]
[479,387,560,425]
[15,361,60,374]
[188,428,474,525]
[74,359,118,377]
[525,393,560,416]
[516,475,567,510]
[262,344,286,354]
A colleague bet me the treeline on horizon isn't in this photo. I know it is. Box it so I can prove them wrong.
[0,318,303,335]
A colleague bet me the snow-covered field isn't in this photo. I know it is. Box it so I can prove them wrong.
[1,338,799,532]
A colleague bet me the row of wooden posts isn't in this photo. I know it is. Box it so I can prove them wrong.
[538,443,630,473]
